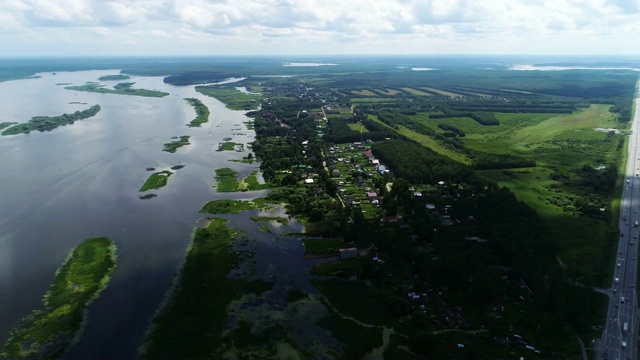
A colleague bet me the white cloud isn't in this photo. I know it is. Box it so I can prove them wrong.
[0,0,639,55]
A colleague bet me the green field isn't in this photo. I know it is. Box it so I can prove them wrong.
[2,237,116,359]
[2,105,101,136]
[65,82,169,97]
[469,105,623,284]
[162,136,190,153]
[140,171,173,192]
[196,86,261,111]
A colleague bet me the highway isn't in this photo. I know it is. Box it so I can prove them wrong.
[600,79,640,360]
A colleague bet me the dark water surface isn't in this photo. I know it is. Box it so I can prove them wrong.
[0,71,259,358]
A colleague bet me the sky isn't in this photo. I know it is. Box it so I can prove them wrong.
[1,0,640,57]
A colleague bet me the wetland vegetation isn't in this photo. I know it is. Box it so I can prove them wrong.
[162,136,190,153]
[139,171,173,192]
[65,82,169,97]
[200,199,275,214]
[140,218,272,358]
[1,237,116,359]
[184,98,210,127]
[1,105,100,135]
[98,74,130,81]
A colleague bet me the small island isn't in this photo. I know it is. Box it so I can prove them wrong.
[162,136,190,153]
[184,98,210,127]
[1,237,117,359]
[65,82,169,98]
[98,74,130,81]
[140,170,173,192]
[1,105,101,136]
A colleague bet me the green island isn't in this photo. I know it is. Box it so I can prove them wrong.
[213,168,269,192]
[184,98,210,127]
[162,136,190,153]
[0,122,18,130]
[217,141,244,151]
[200,198,275,214]
[196,85,262,111]
[1,105,101,135]
[65,82,169,97]
[98,74,130,81]
[140,218,272,358]
[1,237,116,359]
[139,170,173,192]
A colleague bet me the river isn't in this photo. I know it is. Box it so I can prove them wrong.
[0,70,260,357]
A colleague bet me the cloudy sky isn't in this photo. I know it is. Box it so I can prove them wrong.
[1,0,639,56]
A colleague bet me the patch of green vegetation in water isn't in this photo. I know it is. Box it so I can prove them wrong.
[65,82,168,97]
[98,74,130,81]
[0,122,18,130]
[1,105,100,135]
[213,168,269,192]
[140,218,272,358]
[184,98,210,127]
[162,136,190,153]
[250,216,289,225]
[1,237,116,359]
[200,199,275,214]
[139,170,173,192]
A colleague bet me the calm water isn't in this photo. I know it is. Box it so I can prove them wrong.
[0,71,260,357]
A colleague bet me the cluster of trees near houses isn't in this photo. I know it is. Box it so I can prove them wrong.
[248,78,607,357]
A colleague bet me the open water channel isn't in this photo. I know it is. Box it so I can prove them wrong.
[0,70,296,357]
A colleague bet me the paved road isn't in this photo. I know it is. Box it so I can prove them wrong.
[600,79,640,360]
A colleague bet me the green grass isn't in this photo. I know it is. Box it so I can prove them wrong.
[214,168,269,192]
[65,82,168,97]
[471,105,624,284]
[2,237,116,360]
[2,105,100,136]
[139,171,173,192]
[217,141,242,151]
[214,168,240,192]
[302,237,345,254]
[184,98,210,127]
[141,218,272,358]
[200,199,275,214]
[162,136,190,153]
[196,86,262,111]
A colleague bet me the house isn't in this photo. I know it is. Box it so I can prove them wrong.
[367,192,378,199]
[304,178,314,184]
[339,247,358,259]
[378,165,387,174]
